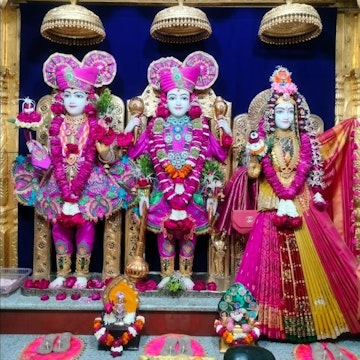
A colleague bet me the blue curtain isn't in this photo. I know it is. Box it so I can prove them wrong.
[18,4,337,271]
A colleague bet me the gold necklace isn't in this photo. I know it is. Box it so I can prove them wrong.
[64,114,88,141]
[271,130,300,186]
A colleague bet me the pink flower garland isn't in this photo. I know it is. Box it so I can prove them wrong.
[16,109,42,127]
[214,319,260,346]
[149,116,210,212]
[94,315,145,357]
[49,103,98,204]
[262,132,312,200]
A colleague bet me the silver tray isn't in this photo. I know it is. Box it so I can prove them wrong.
[0,268,32,296]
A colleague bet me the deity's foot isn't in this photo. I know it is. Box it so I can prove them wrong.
[157,272,195,290]
[73,276,87,289]
[180,276,194,290]
[49,276,65,289]
[157,276,172,289]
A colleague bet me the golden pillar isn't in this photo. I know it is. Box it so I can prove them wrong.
[0,3,20,267]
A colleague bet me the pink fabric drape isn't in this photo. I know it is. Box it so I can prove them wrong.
[318,117,359,256]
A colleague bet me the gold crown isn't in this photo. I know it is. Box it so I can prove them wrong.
[150,0,212,44]
[40,1,105,46]
[258,1,322,45]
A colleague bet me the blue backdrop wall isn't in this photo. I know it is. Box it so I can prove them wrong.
[17,4,337,272]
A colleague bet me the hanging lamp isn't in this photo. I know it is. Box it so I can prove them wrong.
[150,0,212,44]
[40,0,106,46]
[258,0,322,45]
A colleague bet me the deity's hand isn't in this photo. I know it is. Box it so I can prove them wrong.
[207,197,218,217]
[247,156,261,179]
[139,193,149,216]
[26,139,48,155]
[124,115,140,133]
[96,141,111,161]
[217,118,232,135]
[26,140,35,154]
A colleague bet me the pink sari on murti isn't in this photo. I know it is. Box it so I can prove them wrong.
[219,118,360,342]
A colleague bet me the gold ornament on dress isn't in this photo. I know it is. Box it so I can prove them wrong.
[213,96,228,146]
[150,0,212,44]
[40,0,105,46]
[271,130,300,186]
[125,187,150,283]
[128,97,146,145]
[258,0,322,45]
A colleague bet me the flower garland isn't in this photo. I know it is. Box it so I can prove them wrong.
[14,97,43,129]
[260,131,312,227]
[94,315,145,357]
[262,132,312,200]
[148,115,210,213]
[49,99,116,212]
[49,103,99,205]
[214,319,260,346]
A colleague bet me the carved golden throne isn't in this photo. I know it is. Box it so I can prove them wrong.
[31,91,126,280]
[122,82,234,283]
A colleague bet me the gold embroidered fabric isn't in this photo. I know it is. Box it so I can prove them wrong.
[271,130,300,187]
[257,180,279,211]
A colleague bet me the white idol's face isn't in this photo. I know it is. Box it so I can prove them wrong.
[274,101,295,130]
[166,88,191,118]
[63,88,89,116]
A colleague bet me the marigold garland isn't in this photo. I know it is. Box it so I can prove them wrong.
[164,163,193,179]
[149,115,210,213]
[94,315,145,357]
[213,319,260,346]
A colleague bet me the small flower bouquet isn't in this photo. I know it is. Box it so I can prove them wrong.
[8,97,43,130]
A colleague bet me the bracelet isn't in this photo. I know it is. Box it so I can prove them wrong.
[99,150,115,164]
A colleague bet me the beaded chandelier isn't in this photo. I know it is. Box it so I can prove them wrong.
[40,0,106,46]
[150,0,212,43]
[258,0,322,45]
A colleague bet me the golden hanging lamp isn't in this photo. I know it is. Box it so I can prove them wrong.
[150,0,212,44]
[40,0,106,46]
[258,0,322,45]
